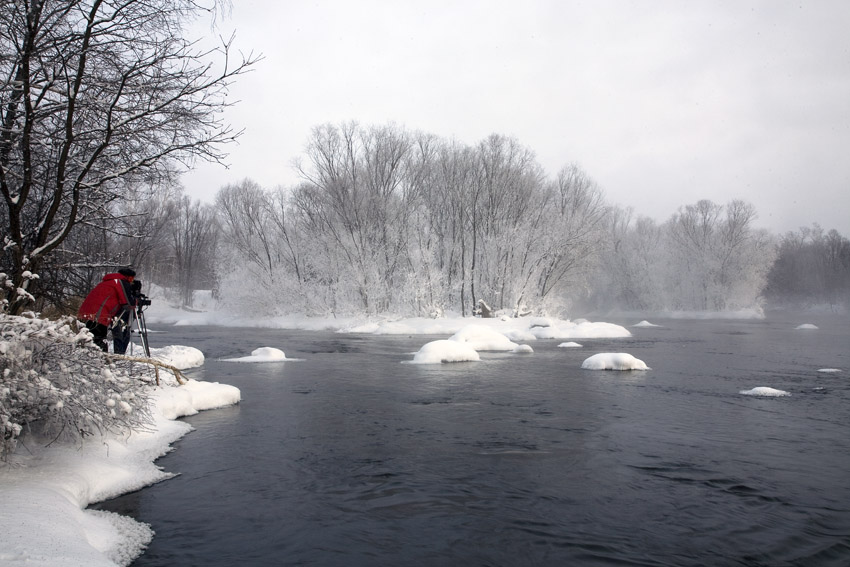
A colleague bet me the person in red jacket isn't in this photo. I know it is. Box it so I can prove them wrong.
[78,268,137,353]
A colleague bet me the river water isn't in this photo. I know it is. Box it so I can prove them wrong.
[96,314,850,566]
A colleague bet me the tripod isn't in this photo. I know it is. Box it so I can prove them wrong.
[132,303,152,358]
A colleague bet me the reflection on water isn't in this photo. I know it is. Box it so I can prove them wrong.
[96,314,850,566]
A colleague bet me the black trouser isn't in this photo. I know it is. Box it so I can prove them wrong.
[112,311,132,355]
[85,320,109,352]
[85,317,131,354]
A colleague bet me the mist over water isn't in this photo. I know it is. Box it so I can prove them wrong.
[97,314,850,566]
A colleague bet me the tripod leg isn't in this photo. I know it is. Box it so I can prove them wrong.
[137,309,152,358]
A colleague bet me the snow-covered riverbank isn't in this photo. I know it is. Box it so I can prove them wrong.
[0,347,239,567]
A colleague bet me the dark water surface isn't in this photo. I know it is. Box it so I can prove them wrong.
[96,314,850,566]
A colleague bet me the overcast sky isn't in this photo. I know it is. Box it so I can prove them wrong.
[183,0,850,235]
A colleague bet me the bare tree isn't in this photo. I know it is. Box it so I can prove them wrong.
[216,179,277,282]
[215,180,315,315]
[267,186,306,286]
[534,164,608,305]
[38,180,181,311]
[171,196,218,307]
[0,0,257,313]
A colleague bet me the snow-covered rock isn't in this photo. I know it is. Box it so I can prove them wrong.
[222,347,288,362]
[411,340,480,364]
[739,387,790,397]
[581,352,650,371]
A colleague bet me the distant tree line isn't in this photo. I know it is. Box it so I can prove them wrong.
[764,225,850,309]
[585,200,778,313]
[3,120,849,317]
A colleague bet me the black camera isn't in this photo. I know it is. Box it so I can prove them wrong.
[130,280,151,306]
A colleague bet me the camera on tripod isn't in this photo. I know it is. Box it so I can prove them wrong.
[128,280,152,358]
[131,280,152,307]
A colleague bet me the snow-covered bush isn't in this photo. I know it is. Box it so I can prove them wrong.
[0,272,14,312]
[1,313,154,458]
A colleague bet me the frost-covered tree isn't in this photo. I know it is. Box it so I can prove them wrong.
[293,122,421,314]
[666,200,723,309]
[416,140,477,315]
[531,164,609,311]
[588,208,667,312]
[1,311,153,458]
[215,179,317,315]
[208,122,790,318]
[465,134,544,311]
[666,199,774,311]
[403,136,607,316]
[216,126,614,318]
[0,0,256,314]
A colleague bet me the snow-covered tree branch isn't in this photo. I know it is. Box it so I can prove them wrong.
[0,0,258,314]
[1,312,154,458]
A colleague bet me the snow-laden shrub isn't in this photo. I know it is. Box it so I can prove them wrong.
[1,313,154,458]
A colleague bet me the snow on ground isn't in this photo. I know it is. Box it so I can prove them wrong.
[142,295,633,340]
[740,387,791,397]
[795,323,819,330]
[221,346,289,362]
[513,317,631,341]
[0,347,240,567]
[581,353,650,371]
[633,320,660,327]
[369,314,630,341]
[148,344,205,369]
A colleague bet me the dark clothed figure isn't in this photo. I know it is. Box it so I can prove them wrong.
[78,269,137,353]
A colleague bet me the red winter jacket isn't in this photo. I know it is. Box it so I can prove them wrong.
[78,273,134,326]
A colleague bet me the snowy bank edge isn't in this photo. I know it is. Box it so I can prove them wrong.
[0,379,241,567]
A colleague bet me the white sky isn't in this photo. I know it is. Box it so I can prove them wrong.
[182,0,850,235]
